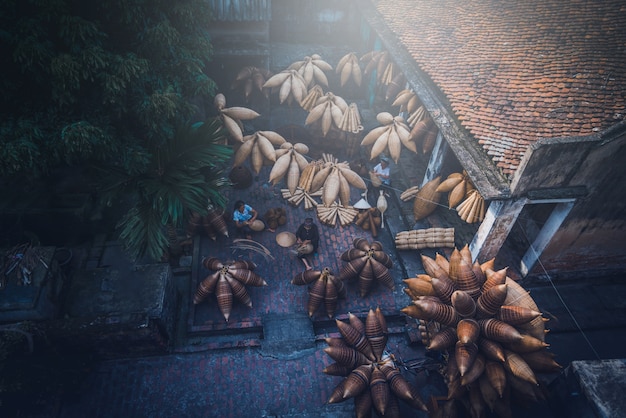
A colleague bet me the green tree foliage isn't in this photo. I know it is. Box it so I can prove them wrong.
[0,0,218,178]
[1,0,233,261]
[102,119,232,261]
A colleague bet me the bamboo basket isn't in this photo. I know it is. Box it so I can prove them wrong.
[412,176,442,220]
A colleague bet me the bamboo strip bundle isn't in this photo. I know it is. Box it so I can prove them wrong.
[338,102,363,133]
[400,185,420,202]
[395,228,455,250]
[281,188,321,210]
[457,189,486,224]
[317,204,338,226]
[316,203,358,227]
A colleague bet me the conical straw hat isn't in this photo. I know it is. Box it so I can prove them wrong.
[276,231,297,247]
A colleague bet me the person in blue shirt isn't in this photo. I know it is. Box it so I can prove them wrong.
[233,200,259,239]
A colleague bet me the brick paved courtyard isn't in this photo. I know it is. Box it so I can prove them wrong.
[19,164,626,418]
[51,166,444,418]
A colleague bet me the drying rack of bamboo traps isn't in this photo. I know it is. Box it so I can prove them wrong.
[287,54,332,89]
[361,111,414,163]
[232,130,287,175]
[213,93,260,143]
[392,89,440,155]
[323,309,429,416]
[310,153,366,227]
[337,238,395,297]
[436,171,487,224]
[335,52,362,88]
[267,142,310,194]
[230,66,273,102]
[291,267,346,319]
[262,69,308,106]
[194,257,268,322]
[281,159,323,210]
[304,92,349,137]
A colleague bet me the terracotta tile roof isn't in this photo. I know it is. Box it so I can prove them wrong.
[373,0,626,177]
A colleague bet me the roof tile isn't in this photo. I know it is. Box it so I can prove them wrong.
[374,0,626,176]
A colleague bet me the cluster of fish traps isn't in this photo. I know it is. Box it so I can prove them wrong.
[436,171,487,224]
[401,246,561,416]
[324,309,429,417]
[280,153,366,226]
[338,238,395,297]
[292,267,346,319]
[187,206,229,241]
[194,257,267,322]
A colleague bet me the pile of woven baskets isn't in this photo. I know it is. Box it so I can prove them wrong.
[263,207,288,231]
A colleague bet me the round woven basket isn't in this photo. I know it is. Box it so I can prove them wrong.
[249,219,265,231]
[276,232,297,247]
[229,165,253,189]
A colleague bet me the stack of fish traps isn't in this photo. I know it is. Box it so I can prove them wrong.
[354,208,383,237]
[394,228,455,250]
[187,207,229,241]
[195,257,267,322]
[401,246,560,416]
[263,207,287,231]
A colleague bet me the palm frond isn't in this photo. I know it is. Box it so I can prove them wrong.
[166,118,232,172]
[103,118,232,262]
[117,204,169,262]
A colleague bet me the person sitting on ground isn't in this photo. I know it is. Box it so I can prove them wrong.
[233,200,274,239]
[371,156,391,186]
[369,156,391,203]
[295,218,320,270]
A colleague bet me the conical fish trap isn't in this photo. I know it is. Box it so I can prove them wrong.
[413,176,441,220]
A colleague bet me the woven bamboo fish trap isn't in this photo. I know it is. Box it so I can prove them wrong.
[395,228,455,250]
[413,176,442,220]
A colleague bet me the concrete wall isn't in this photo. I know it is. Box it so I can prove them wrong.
[537,132,626,278]
[270,0,361,45]
[483,114,626,279]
